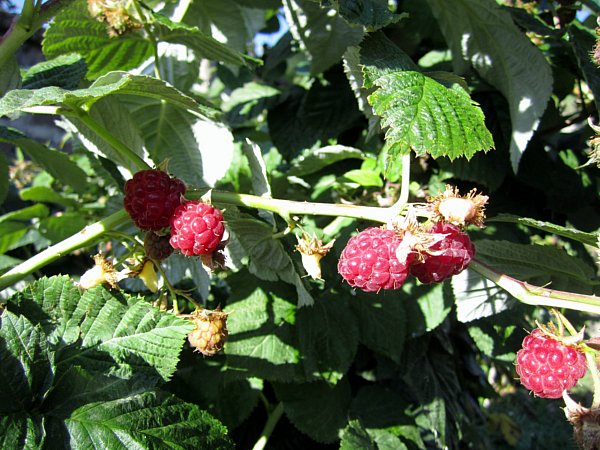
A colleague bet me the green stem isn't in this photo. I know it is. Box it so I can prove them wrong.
[0,210,130,292]
[0,0,77,67]
[132,0,161,79]
[66,108,151,172]
[469,259,600,314]
[205,191,399,224]
[251,402,284,450]
[586,351,600,409]
[388,152,411,217]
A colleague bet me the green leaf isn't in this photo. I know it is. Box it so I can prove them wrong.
[284,0,364,75]
[0,414,44,450]
[8,277,194,382]
[0,152,8,206]
[0,204,50,225]
[342,169,383,187]
[0,255,22,273]
[223,82,281,113]
[0,56,21,97]
[274,378,352,443]
[287,145,365,176]
[22,54,87,90]
[226,216,314,306]
[152,11,250,66]
[404,282,453,335]
[0,126,88,194]
[38,213,88,244]
[569,22,600,113]
[427,0,552,170]
[61,390,234,449]
[0,311,54,413]
[296,295,358,383]
[340,420,378,450]
[19,186,75,208]
[122,95,233,187]
[451,268,513,322]
[330,0,407,31]
[475,240,597,294]
[0,222,29,254]
[349,292,407,363]
[223,272,302,381]
[42,0,153,80]
[0,71,218,120]
[489,214,599,248]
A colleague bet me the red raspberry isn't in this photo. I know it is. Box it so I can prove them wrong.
[124,169,185,231]
[516,329,587,399]
[170,201,225,256]
[337,227,413,293]
[409,222,474,284]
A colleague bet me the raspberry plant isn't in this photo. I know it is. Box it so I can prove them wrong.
[1,0,600,449]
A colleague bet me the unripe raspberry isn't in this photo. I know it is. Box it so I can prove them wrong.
[170,201,225,256]
[516,329,587,399]
[144,232,173,261]
[409,222,474,284]
[188,309,229,356]
[337,227,413,293]
[124,169,185,231]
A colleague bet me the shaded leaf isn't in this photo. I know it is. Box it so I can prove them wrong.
[0,414,44,450]
[427,0,552,170]
[569,22,600,113]
[329,0,407,31]
[22,54,87,90]
[274,378,352,443]
[0,56,21,97]
[287,145,365,176]
[0,152,8,206]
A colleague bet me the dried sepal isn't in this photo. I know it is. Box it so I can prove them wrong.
[78,254,122,290]
[427,185,488,228]
[295,233,335,280]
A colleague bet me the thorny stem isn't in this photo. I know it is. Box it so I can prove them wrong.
[251,402,284,450]
[0,209,130,292]
[469,259,600,315]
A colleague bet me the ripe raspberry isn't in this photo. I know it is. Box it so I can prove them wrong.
[169,201,225,256]
[409,222,474,284]
[124,169,185,231]
[337,227,413,293]
[188,309,229,356]
[516,329,587,399]
[144,232,173,261]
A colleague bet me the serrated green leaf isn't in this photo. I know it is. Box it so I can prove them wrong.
[366,69,493,160]
[349,292,406,363]
[475,240,597,294]
[8,277,194,382]
[121,95,233,187]
[284,0,364,74]
[569,23,600,113]
[427,0,552,170]
[42,0,153,80]
[274,378,352,443]
[61,390,233,449]
[330,0,407,31]
[297,296,358,383]
[0,414,44,450]
[451,268,512,323]
[0,311,54,413]
[287,145,365,176]
[22,54,87,90]
[226,216,314,306]
[223,273,302,381]
[0,126,88,194]
[152,11,250,66]
[489,214,599,248]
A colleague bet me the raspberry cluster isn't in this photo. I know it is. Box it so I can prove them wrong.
[516,329,587,398]
[124,169,225,259]
[337,221,474,293]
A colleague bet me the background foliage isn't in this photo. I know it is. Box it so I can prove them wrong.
[1,0,600,448]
